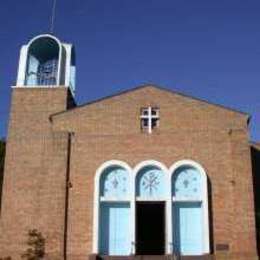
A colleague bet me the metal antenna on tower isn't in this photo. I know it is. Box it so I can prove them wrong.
[50,0,57,33]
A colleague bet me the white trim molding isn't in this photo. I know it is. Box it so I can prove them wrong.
[92,160,132,254]
[28,34,62,86]
[132,160,170,254]
[27,34,62,49]
[169,159,210,255]
[17,34,62,86]
[15,34,76,96]
[133,160,169,179]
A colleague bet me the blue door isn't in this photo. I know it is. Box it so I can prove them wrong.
[100,202,131,255]
[173,202,203,255]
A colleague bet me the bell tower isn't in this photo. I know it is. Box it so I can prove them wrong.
[0,35,76,258]
[16,34,76,95]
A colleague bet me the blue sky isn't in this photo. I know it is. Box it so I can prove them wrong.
[0,0,259,140]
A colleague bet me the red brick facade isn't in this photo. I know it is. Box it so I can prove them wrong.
[0,85,258,259]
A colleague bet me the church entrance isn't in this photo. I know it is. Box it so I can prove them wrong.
[96,161,210,256]
[136,202,165,255]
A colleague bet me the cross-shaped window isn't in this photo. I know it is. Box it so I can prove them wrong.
[140,107,160,133]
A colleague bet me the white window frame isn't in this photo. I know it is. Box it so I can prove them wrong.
[16,34,62,86]
[140,107,160,134]
[169,160,210,255]
[92,160,133,255]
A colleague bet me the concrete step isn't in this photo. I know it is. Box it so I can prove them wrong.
[90,255,212,260]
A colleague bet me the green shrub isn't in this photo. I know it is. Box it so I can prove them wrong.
[21,229,45,260]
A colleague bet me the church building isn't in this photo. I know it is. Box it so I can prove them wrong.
[0,34,258,259]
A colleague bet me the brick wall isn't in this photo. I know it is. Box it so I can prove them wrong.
[0,87,74,259]
[51,86,257,259]
[0,85,257,259]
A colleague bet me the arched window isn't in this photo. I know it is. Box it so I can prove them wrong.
[170,161,209,256]
[26,36,60,86]
[173,166,202,200]
[136,165,166,200]
[134,162,168,255]
[100,166,130,199]
[97,163,131,256]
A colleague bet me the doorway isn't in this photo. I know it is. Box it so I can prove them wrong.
[136,202,165,255]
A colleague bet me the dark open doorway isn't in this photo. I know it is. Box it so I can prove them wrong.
[136,202,165,255]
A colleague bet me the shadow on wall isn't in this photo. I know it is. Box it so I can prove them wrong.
[208,179,214,254]
[251,143,260,255]
[0,138,5,213]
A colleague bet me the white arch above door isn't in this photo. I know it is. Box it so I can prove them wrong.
[93,160,132,254]
[169,160,210,255]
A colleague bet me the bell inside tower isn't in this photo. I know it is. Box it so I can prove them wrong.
[16,34,76,96]
[26,36,60,86]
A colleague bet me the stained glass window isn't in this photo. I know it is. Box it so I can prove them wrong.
[136,166,166,199]
[100,166,130,200]
[172,166,202,200]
